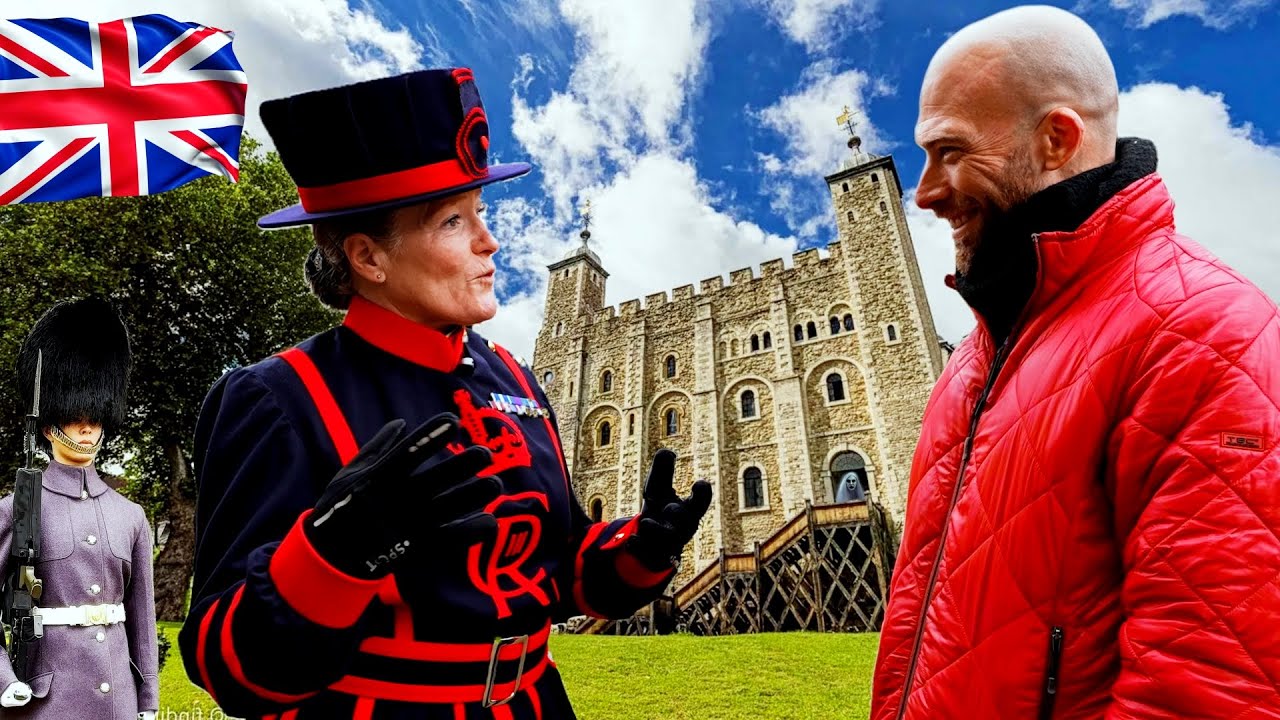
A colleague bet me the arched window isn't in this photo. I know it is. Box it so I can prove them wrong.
[590,498,604,522]
[719,341,726,359]
[831,452,869,502]
[731,338,740,356]
[763,332,772,349]
[665,409,678,436]
[843,314,854,331]
[743,468,764,509]
[543,370,554,385]
[628,413,635,435]
[846,210,854,223]
[806,321,817,339]
[599,421,612,446]
[665,355,677,378]
[887,324,898,342]
[871,173,879,184]
[879,201,888,214]
[794,325,803,342]
[555,321,564,336]
[841,182,849,192]
[830,317,840,334]
[601,370,612,392]
[750,335,760,352]
[741,390,756,419]
[826,373,846,402]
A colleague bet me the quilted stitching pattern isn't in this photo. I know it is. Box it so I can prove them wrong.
[871,176,1280,720]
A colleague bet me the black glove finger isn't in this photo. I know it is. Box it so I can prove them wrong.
[430,475,503,522]
[379,413,461,476]
[412,444,493,487]
[684,480,713,521]
[636,517,680,550]
[438,509,499,546]
[643,448,678,506]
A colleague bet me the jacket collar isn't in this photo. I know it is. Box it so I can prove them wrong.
[43,460,109,499]
[342,295,466,372]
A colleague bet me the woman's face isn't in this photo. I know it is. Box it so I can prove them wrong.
[44,419,103,466]
[355,189,499,329]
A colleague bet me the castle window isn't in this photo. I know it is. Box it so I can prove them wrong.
[763,332,772,349]
[599,421,612,446]
[601,370,612,392]
[741,390,757,419]
[871,173,879,183]
[847,210,855,223]
[886,324,899,343]
[826,372,846,402]
[719,341,726,359]
[806,322,817,339]
[750,335,760,352]
[569,381,574,397]
[841,182,849,192]
[731,338,740,356]
[665,355,677,378]
[590,498,604,522]
[830,317,840,335]
[879,201,888,214]
[543,371,554,385]
[843,314,854,331]
[555,321,564,337]
[742,467,765,509]
[831,452,869,503]
[794,325,803,342]
[665,409,678,436]
[629,413,635,435]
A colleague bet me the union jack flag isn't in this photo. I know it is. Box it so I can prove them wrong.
[0,15,248,205]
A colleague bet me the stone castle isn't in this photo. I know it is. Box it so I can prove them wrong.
[531,149,944,585]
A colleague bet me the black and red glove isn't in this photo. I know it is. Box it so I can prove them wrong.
[626,449,712,572]
[304,413,501,579]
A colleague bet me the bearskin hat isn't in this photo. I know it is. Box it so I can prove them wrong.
[16,297,132,438]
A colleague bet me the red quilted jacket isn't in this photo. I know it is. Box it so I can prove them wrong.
[871,173,1280,719]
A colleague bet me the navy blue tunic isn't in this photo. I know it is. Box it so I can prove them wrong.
[178,297,672,720]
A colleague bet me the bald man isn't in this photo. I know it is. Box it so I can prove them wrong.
[872,6,1280,719]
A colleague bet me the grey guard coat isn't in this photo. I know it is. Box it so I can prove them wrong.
[0,460,159,718]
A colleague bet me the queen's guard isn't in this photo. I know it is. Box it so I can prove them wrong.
[178,68,712,719]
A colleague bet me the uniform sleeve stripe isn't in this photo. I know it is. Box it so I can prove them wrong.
[220,585,318,705]
[269,510,382,629]
[195,598,223,707]
[278,348,359,465]
[573,523,609,619]
[616,550,675,589]
[600,516,639,551]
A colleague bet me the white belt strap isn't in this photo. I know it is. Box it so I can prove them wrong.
[34,603,126,627]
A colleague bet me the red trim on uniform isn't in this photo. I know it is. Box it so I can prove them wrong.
[491,344,569,491]
[282,712,299,720]
[359,623,550,662]
[221,586,318,705]
[269,511,383,628]
[572,523,609,618]
[331,655,548,703]
[529,685,543,719]
[195,598,223,706]
[278,348,359,464]
[616,551,675,589]
[600,516,639,551]
[376,576,415,640]
[452,67,474,84]
[453,704,466,720]
[344,296,466,372]
[353,698,376,720]
[492,703,514,720]
[296,158,488,212]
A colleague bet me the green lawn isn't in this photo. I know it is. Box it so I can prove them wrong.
[159,623,879,719]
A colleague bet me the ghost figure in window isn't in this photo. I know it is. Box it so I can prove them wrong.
[835,471,866,503]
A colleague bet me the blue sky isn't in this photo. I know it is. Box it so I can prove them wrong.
[35,0,1280,356]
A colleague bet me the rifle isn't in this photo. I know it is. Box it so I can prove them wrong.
[2,351,44,681]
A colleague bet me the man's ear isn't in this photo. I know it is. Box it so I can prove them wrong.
[1038,106,1086,172]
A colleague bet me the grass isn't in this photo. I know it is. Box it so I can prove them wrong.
[159,623,879,719]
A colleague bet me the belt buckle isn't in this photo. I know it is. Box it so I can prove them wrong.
[86,605,106,625]
[481,634,530,708]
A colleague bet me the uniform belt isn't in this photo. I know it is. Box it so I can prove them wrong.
[34,603,126,627]
[332,622,551,707]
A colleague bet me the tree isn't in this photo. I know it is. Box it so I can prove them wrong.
[0,135,337,620]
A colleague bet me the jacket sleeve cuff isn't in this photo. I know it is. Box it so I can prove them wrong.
[137,674,159,711]
[268,510,382,629]
[615,550,675,588]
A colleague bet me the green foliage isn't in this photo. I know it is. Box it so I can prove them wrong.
[157,627,172,671]
[0,136,338,507]
[156,628,880,719]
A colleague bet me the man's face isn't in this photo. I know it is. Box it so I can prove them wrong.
[914,47,1043,272]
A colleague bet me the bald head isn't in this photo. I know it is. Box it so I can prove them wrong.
[923,5,1119,168]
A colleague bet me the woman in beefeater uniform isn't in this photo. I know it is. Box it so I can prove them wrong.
[0,297,159,720]
[177,68,712,719]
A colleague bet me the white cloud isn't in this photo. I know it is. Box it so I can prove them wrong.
[751,0,878,53]
[36,0,423,145]
[1108,0,1276,28]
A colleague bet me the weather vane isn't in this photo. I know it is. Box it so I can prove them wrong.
[836,104,866,160]
[579,196,592,244]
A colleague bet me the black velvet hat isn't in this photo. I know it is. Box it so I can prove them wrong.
[17,297,132,436]
[257,67,531,228]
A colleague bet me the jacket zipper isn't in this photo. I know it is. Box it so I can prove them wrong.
[893,336,1013,720]
[1039,626,1065,720]
[894,233,1044,720]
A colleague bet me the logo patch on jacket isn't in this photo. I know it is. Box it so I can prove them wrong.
[450,389,533,474]
[1221,432,1263,451]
